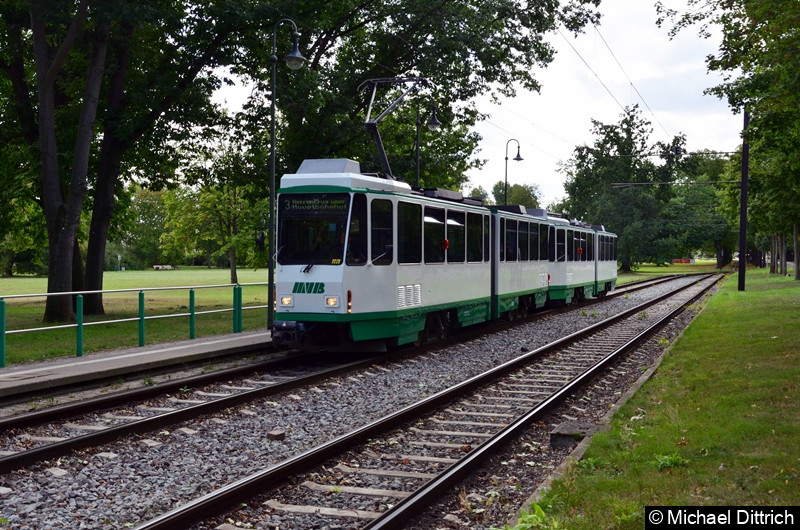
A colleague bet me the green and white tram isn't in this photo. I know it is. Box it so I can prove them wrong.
[270,158,617,350]
[272,158,493,349]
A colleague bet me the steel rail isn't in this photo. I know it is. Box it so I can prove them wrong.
[0,349,311,427]
[133,274,717,530]
[0,355,382,475]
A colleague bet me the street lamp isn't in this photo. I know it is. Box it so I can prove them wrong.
[415,104,442,188]
[504,139,523,205]
[269,18,306,329]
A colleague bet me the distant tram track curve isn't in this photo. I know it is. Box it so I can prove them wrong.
[0,274,718,528]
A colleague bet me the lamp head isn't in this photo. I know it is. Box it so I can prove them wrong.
[513,145,523,162]
[426,107,442,132]
[284,32,306,70]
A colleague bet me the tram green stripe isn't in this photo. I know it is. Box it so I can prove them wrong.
[275,295,492,323]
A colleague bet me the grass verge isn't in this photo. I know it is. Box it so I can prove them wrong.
[1,268,269,364]
[617,259,727,285]
[511,268,800,528]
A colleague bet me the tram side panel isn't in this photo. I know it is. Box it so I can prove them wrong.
[595,232,618,295]
[566,226,597,301]
[493,212,549,319]
[390,199,492,344]
[346,196,492,346]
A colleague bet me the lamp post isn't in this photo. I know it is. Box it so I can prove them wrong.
[504,139,523,205]
[415,103,442,188]
[269,18,306,329]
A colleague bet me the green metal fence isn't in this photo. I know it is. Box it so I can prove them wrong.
[0,283,268,368]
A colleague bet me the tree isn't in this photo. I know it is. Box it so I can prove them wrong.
[1,0,604,321]
[120,187,168,269]
[666,151,736,268]
[490,181,541,209]
[0,0,267,320]
[658,0,800,276]
[561,106,687,271]
[466,185,493,205]
[161,129,269,281]
[241,0,602,191]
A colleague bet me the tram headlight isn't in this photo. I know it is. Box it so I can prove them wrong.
[280,295,294,307]
[325,296,339,307]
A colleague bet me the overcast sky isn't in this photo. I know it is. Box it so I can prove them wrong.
[464,0,744,207]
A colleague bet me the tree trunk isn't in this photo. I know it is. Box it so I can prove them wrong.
[83,160,117,315]
[32,1,86,322]
[715,241,725,269]
[229,245,238,284]
[769,235,776,274]
[72,237,84,311]
[781,233,788,276]
[84,23,132,316]
[793,222,799,280]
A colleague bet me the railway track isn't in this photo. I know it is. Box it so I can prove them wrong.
[0,273,678,421]
[0,274,685,463]
[130,274,721,529]
[0,353,386,474]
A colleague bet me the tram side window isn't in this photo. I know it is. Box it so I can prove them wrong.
[548,226,556,262]
[499,218,505,261]
[587,232,594,261]
[466,212,483,262]
[530,223,539,261]
[398,202,421,264]
[540,224,548,261]
[424,207,445,263]
[505,219,518,261]
[567,230,574,261]
[557,228,566,261]
[447,210,465,263]
[370,199,393,265]
[346,194,368,265]
[578,232,586,262]
[519,222,529,261]
[612,236,617,261]
[484,215,491,262]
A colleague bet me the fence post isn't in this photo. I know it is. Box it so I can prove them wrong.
[76,294,84,357]
[189,289,196,339]
[138,290,145,346]
[233,285,242,333]
[238,285,243,332]
[1,300,6,368]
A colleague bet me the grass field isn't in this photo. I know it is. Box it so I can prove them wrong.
[617,258,728,285]
[1,267,270,364]
[510,267,800,528]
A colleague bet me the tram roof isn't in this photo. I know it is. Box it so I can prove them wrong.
[281,158,413,194]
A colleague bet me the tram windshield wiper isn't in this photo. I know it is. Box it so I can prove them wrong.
[303,239,341,273]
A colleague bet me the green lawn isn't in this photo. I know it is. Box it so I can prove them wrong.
[617,259,727,285]
[513,267,800,528]
[1,267,269,364]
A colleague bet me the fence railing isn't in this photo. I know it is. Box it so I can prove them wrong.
[0,283,269,368]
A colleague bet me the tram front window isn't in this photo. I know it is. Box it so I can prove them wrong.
[277,193,351,266]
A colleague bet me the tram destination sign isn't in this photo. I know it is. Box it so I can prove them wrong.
[282,195,349,214]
